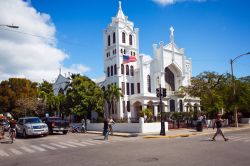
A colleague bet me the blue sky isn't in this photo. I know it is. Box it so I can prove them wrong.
[0,0,249,82]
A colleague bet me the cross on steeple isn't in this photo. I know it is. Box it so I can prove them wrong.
[119,1,122,9]
[170,26,174,43]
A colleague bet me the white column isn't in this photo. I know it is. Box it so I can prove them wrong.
[139,55,144,94]
[154,105,158,117]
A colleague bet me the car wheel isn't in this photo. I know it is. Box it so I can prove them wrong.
[23,130,27,138]
[49,129,53,134]
[63,131,68,135]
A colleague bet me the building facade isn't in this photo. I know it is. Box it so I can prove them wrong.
[101,2,200,120]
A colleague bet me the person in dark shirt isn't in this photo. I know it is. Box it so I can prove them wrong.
[212,114,228,141]
[103,118,109,140]
[9,119,17,139]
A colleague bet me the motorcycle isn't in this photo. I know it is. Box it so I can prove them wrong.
[71,124,86,133]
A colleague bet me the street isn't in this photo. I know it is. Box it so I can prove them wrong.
[0,129,250,166]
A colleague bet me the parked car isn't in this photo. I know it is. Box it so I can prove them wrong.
[16,117,48,138]
[42,117,69,135]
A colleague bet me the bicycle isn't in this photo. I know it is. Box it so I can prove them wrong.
[9,128,16,144]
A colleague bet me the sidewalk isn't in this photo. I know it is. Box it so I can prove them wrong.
[87,124,250,138]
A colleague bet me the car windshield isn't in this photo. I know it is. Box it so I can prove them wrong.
[25,118,42,124]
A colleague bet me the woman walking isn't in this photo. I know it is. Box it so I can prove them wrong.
[212,114,229,141]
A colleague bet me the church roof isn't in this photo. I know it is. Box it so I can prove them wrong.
[54,74,70,85]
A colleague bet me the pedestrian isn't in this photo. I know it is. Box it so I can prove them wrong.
[103,117,109,140]
[202,114,208,129]
[109,116,115,136]
[212,114,229,141]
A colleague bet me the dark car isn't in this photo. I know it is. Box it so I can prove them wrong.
[42,117,69,135]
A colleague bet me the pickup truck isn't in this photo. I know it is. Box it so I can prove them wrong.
[42,117,69,135]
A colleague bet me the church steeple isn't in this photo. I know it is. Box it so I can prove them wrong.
[116,1,125,20]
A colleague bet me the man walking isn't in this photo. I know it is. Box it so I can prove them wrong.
[103,118,109,140]
[212,114,229,141]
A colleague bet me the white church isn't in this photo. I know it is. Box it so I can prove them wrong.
[99,1,200,121]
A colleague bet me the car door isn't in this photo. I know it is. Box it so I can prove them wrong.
[16,119,24,134]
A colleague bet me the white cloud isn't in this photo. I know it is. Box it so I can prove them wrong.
[141,54,152,63]
[152,0,206,6]
[0,0,90,83]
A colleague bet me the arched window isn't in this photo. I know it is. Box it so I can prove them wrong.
[179,100,183,112]
[147,75,151,92]
[108,35,110,46]
[114,64,117,75]
[113,32,116,44]
[121,49,123,53]
[126,65,129,75]
[130,66,134,76]
[121,64,124,74]
[129,34,133,45]
[111,65,113,76]
[170,99,175,112]
[165,67,175,91]
[107,67,110,77]
[124,49,126,54]
[122,32,126,43]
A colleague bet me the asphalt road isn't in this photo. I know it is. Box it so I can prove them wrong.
[0,129,250,166]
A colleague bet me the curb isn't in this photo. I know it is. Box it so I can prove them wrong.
[86,126,250,139]
[143,126,250,139]
[86,131,138,138]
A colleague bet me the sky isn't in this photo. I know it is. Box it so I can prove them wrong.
[0,0,249,83]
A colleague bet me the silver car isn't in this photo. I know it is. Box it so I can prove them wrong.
[16,117,48,138]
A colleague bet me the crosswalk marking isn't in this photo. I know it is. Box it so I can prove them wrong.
[79,141,95,145]
[0,150,9,157]
[84,140,103,144]
[58,142,78,148]
[244,139,250,142]
[66,141,86,147]
[49,143,68,149]
[20,146,35,153]
[0,137,138,158]
[232,137,250,141]
[9,148,23,155]
[30,145,46,152]
[40,144,57,150]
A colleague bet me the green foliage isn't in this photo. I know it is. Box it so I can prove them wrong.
[184,71,250,118]
[103,84,123,117]
[66,75,104,119]
[0,78,38,118]
[139,108,153,121]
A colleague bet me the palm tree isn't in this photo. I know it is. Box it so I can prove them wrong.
[104,85,123,118]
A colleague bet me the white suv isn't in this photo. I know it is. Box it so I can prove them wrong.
[16,117,48,138]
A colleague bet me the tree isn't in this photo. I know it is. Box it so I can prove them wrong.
[184,71,226,118]
[139,108,153,122]
[104,84,123,118]
[66,75,104,121]
[0,78,38,118]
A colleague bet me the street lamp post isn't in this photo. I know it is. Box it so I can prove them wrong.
[0,24,19,29]
[230,52,250,128]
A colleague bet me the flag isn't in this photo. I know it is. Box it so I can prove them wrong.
[123,55,136,64]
